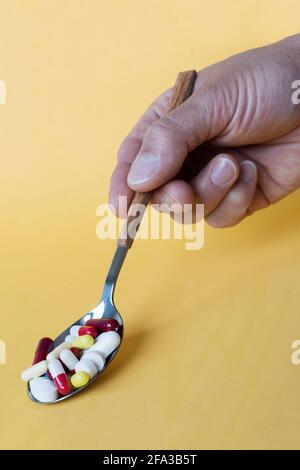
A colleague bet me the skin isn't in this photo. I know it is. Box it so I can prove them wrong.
[109,34,300,228]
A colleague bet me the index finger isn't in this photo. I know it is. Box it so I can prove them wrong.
[109,89,172,217]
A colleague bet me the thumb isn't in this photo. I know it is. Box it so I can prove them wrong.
[127,88,230,192]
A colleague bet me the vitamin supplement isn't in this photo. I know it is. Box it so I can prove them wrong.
[47,370,53,380]
[46,342,72,361]
[30,377,58,403]
[47,356,72,380]
[48,359,72,396]
[60,349,79,372]
[32,337,53,365]
[79,326,98,339]
[86,318,120,333]
[71,371,90,388]
[70,325,98,339]
[83,351,105,372]
[65,335,75,344]
[86,331,121,358]
[24,319,120,400]
[21,360,48,382]
[72,334,94,350]
[70,347,81,359]
[70,325,81,337]
[75,358,97,379]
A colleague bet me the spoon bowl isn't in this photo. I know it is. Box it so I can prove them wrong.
[27,246,127,404]
[27,306,124,403]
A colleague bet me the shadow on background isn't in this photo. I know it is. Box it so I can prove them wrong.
[237,190,300,246]
[85,327,152,393]
[79,191,300,399]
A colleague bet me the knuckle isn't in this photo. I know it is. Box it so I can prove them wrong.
[148,116,190,151]
[152,89,172,116]
[148,116,175,135]
[145,116,189,150]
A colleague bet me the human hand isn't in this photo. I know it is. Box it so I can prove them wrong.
[109,34,300,227]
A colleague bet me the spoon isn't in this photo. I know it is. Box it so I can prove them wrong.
[27,69,197,403]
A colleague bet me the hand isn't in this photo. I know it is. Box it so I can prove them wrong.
[109,34,300,228]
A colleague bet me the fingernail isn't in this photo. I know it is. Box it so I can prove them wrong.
[210,157,237,186]
[128,153,159,185]
[239,160,257,183]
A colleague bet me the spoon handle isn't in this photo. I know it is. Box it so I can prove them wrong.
[118,69,197,249]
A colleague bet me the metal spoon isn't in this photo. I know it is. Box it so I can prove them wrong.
[27,70,197,403]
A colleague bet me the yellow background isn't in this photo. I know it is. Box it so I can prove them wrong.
[1,0,300,450]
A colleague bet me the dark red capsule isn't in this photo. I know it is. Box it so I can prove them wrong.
[78,325,98,339]
[32,337,54,365]
[85,318,120,333]
[70,347,81,359]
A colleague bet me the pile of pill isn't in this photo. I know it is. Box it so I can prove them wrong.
[21,318,121,403]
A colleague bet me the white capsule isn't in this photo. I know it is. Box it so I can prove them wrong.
[83,352,105,372]
[70,325,81,337]
[60,349,79,371]
[65,335,75,344]
[75,358,97,379]
[21,360,48,382]
[86,331,121,358]
[46,342,72,361]
[30,377,58,403]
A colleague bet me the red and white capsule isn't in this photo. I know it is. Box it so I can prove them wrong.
[48,358,72,396]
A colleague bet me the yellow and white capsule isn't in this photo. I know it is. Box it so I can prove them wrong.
[71,334,94,350]
[75,358,97,379]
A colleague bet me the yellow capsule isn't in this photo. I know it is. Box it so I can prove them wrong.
[72,334,94,350]
[71,371,90,388]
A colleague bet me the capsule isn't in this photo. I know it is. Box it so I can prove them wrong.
[79,326,98,339]
[70,325,80,337]
[83,352,105,372]
[72,334,94,350]
[85,318,120,333]
[85,331,121,358]
[47,348,80,380]
[70,347,81,359]
[75,358,97,379]
[60,349,79,372]
[32,337,54,365]
[21,360,48,382]
[30,377,58,403]
[46,342,72,361]
[70,325,98,339]
[65,335,75,344]
[71,371,90,388]
[48,359,72,396]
